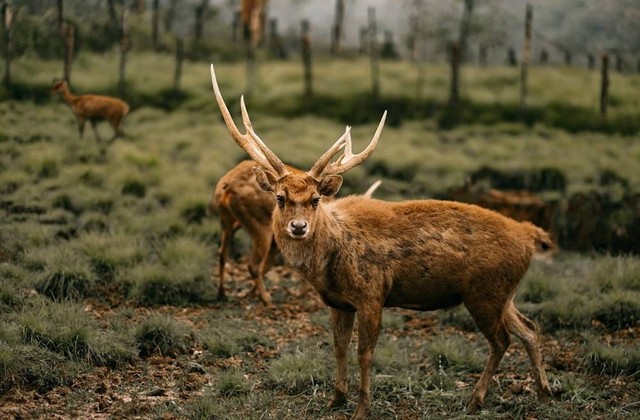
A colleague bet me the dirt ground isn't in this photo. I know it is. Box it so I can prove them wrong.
[1,263,638,420]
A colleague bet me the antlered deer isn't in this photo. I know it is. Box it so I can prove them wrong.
[209,160,381,305]
[210,64,553,419]
[50,79,130,142]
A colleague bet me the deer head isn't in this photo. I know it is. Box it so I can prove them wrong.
[210,64,386,240]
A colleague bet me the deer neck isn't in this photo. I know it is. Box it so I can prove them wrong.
[58,84,78,105]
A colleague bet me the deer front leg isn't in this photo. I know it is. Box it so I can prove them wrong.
[353,306,382,420]
[328,308,355,410]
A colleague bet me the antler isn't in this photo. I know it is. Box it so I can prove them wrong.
[309,111,387,177]
[210,64,289,176]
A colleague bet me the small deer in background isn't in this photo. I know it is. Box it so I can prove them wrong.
[211,64,554,419]
[50,79,130,142]
[209,159,381,305]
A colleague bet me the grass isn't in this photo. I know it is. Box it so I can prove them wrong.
[0,52,639,418]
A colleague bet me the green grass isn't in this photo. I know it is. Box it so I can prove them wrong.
[0,52,639,418]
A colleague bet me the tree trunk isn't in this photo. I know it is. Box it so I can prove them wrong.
[458,0,474,63]
[57,0,64,34]
[164,0,178,34]
[194,0,209,44]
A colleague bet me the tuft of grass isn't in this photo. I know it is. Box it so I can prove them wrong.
[216,369,252,397]
[267,347,331,393]
[201,320,274,358]
[29,245,96,301]
[424,335,484,373]
[134,314,191,358]
[583,339,640,376]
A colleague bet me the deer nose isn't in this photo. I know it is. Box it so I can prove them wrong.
[289,220,308,236]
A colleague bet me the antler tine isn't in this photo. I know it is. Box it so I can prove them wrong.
[210,64,275,172]
[322,111,387,176]
[307,126,350,178]
[240,96,288,176]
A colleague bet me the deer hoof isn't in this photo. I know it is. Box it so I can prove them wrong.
[327,393,347,410]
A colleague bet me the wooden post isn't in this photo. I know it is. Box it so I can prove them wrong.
[368,7,380,98]
[587,53,595,70]
[507,47,517,66]
[63,22,75,84]
[519,3,532,114]
[359,27,368,54]
[449,42,460,108]
[2,3,13,88]
[269,18,286,59]
[152,0,160,51]
[600,54,609,118]
[118,8,129,98]
[331,0,345,55]
[57,0,64,34]
[174,38,184,93]
[301,20,312,97]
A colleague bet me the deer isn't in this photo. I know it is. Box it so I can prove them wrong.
[50,79,130,143]
[210,64,554,419]
[209,159,382,305]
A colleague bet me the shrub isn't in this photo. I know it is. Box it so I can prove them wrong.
[216,369,252,397]
[267,347,331,393]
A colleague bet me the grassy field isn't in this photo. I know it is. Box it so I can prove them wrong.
[1,54,639,418]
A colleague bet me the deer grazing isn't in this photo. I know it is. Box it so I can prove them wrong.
[209,159,381,305]
[210,64,554,419]
[50,79,130,142]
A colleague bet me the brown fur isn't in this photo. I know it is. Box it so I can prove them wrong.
[209,64,553,418]
[209,161,381,305]
[50,79,130,142]
[269,189,554,419]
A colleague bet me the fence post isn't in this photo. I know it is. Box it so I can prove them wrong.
[63,22,75,84]
[118,8,129,98]
[152,0,160,51]
[519,3,532,115]
[301,19,312,97]
[174,38,184,93]
[448,42,460,108]
[600,54,609,118]
[368,7,380,98]
[2,3,13,88]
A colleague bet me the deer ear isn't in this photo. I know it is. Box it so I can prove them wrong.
[318,175,343,197]
[252,166,277,192]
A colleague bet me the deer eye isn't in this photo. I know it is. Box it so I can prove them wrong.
[311,197,320,208]
[276,195,285,208]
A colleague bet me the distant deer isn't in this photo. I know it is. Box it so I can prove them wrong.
[210,64,554,419]
[50,79,130,142]
[209,160,381,305]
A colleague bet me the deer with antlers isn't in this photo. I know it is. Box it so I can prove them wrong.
[50,79,130,142]
[210,64,553,419]
[209,160,381,305]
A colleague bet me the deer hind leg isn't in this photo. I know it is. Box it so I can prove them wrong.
[215,214,235,302]
[464,299,512,413]
[247,229,273,305]
[353,305,382,420]
[504,303,552,402]
[327,308,355,410]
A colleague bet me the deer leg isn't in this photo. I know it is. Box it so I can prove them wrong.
[216,222,234,302]
[327,308,355,410]
[248,232,272,305]
[353,306,382,420]
[90,120,102,142]
[465,300,511,413]
[505,304,552,402]
[77,118,86,139]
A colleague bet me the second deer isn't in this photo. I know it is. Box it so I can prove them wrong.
[50,79,130,143]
